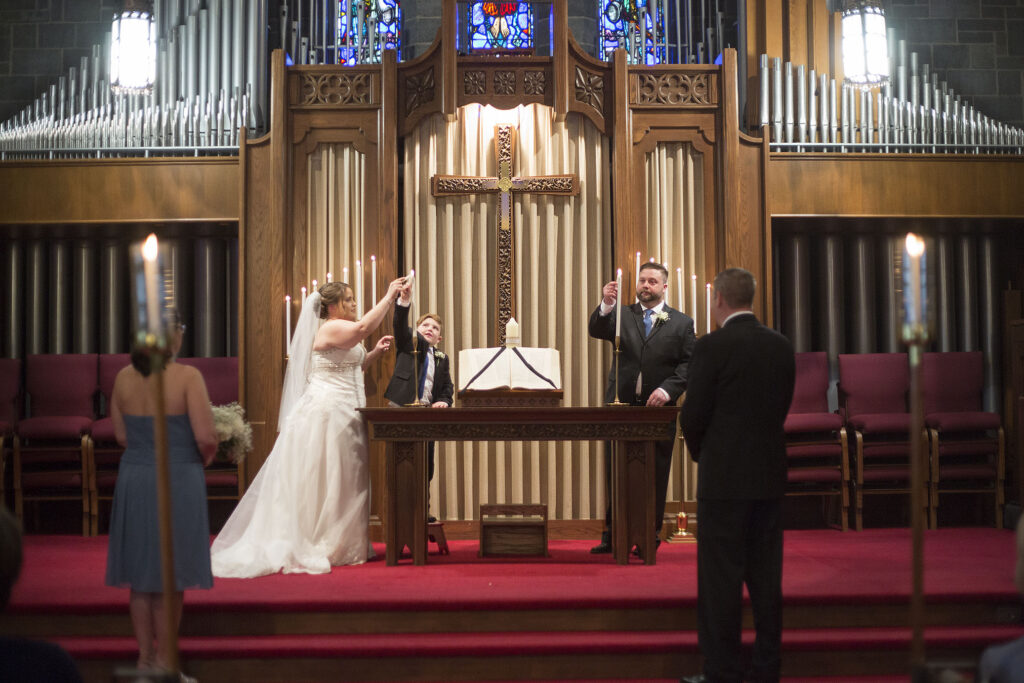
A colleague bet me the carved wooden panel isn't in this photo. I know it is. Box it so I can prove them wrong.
[295,70,378,107]
[404,67,436,116]
[630,70,718,107]
[574,66,604,114]
[456,61,553,107]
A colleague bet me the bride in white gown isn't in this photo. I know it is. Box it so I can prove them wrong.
[211,277,404,577]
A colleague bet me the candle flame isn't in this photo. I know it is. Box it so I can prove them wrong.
[905,233,925,257]
[142,234,158,262]
[285,295,291,302]
[616,267,622,276]
[371,255,376,262]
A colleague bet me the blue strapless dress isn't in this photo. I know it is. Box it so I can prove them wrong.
[105,414,213,592]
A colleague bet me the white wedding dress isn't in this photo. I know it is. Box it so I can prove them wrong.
[211,344,373,577]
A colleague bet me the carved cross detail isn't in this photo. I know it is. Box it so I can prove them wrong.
[431,125,579,344]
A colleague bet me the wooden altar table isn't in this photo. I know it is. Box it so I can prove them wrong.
[360,406,679,566]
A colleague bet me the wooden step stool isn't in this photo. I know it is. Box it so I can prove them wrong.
[427,521,449,555]
[478,504,548,557]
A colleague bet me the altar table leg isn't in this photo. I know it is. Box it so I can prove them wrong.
[385,441,429,565]
[612,439,658,566]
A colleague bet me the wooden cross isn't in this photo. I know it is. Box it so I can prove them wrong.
[431,125,579,345]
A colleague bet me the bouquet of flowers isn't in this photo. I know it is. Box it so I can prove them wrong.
[211,402,253,465]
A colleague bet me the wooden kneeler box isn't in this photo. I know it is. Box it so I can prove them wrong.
[478,504,549,557]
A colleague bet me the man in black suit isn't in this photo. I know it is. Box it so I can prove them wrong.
[384,281,454,520]
[678,268,795,683]
[589,262,696,555]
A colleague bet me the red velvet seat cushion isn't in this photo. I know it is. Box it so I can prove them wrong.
[788,468,842,483]
[91,417,117,444]
[936,464,998,480]
[21,471,84,489]
[860,465,912,482]
[847,413,911,434]
[786,443,842,458]
[785,412,843,434]
[925,411,1001,432]
[17,416,92,440]
[206,471,239,487]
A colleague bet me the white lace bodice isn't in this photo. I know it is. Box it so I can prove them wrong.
[307,345,366,407]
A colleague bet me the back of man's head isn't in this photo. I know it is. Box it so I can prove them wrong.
[713,268,756,309]
[0,507,23,611]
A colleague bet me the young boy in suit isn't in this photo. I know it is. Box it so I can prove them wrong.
[384,280,453,521]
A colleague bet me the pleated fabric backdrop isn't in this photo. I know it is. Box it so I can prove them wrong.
[403,103,611,521]
[645,142,706,505]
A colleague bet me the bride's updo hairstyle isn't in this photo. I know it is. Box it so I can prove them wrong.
[131,308,184,377]
[318,282,350,319]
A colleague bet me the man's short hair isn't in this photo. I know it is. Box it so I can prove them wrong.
[417,313,443,328]
[639,262,669,282]
[713,268,756,308]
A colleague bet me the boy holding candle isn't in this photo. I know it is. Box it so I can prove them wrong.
[384,277,453,521]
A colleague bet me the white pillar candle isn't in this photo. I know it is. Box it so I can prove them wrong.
[706,283,712,334]
[141,234,163,339]
[371,255,377,303]
[355,260,362,318]
[691,274,698,322]
[615,268,623,338]
[505,317,520,347]
[285,295,291,354]
[676,268,683,312]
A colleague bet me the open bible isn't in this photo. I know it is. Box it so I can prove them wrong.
[457,347,562,407]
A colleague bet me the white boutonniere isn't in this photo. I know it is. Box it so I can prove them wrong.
[434,350,446,360]
[654,311,670,327]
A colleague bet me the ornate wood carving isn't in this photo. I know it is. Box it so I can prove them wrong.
[574,66,604,113]
[524,70,546,95]
[404,67,436,116]
[464,70,487,95]
[299,72,375,106]
[369,422,676,440]
[631,71,717,106]
[494,70,517,95]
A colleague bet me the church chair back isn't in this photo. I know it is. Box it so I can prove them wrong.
[921,351,1003,529]
[14,354,97,536]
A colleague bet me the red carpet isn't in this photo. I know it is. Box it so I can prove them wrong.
[6,528,1021,681]
[10,527,1018,613]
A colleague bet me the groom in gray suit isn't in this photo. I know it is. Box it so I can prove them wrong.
[588,262,696,556]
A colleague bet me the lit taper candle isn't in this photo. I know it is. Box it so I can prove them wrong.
[285,295,291,354]
[615,268,623,338]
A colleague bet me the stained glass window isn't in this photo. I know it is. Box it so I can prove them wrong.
[338,0,402,65]
[468,2,533,51]
[599,0,666,64]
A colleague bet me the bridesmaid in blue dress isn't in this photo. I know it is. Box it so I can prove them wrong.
[105,311,218,672]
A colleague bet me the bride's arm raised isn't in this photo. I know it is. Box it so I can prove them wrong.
[318,278,405,349]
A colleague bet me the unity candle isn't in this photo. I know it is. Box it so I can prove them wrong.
[505,317,520,347]
[615,268,623,338]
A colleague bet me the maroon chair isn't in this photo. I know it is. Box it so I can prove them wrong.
[922,351,1004,529]
[90,353,131,535]
[178,357,243,501]
[838,353,926,531]
[13,354,97,535]
[0,358,22,508]
[784,352,849,530]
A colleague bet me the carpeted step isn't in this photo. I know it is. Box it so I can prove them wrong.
[60,624,1024,659]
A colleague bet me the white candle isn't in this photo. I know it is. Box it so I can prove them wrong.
[905,233,925,326]
[406,269,415,309]
[371,255,377,303]
[634,251,641,286]
[705,283,712,334]
[141,234,162,339]
[615,268,623,338]
[285,295,291,354]
[301,286,307,305]
[342,266,348,285]
[355,260,362,318]
[326,272,332,283]
[505,317,520,347]
[312,278,318,293]
[691,274,698,320]
[676,268,683,311]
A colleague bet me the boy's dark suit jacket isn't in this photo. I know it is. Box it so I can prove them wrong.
[588,302,696,405]
[384,303,454,407]
[679,313,796,500]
